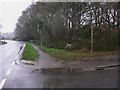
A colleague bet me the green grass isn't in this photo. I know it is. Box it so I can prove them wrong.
[40,45,118,61]
[23,42,38,61]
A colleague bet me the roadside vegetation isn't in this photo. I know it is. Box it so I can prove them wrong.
[0,40,7,45]
[15,2,119,51]
[40,45,117,61]
[23,42,38,61]
[15,2,119,61]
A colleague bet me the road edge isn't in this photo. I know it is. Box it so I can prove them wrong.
[15,43,26,65]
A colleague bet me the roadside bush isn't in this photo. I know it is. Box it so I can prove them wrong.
[72,39,90,51]
[93,29,118,51]
[1,41,7,45]
[46,40,66,49]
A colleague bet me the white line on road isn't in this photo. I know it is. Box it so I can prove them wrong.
[6,69,12,75]
[0,79,6,89]
[11,62,15,66]
[15,55,18,60]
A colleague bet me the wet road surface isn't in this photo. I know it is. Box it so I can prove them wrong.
[0,40,24,89]
[0,40,119,88]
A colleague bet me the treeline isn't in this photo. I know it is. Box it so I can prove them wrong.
[15,2,120,51]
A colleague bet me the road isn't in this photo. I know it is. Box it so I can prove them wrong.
[0,40,119,88]
[0,40,24,89]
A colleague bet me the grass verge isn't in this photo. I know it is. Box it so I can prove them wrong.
[23,42,38,61]
[40,45,118,61]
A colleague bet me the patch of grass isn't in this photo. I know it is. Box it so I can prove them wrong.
[40,45,118,61]
[23,42,38,61]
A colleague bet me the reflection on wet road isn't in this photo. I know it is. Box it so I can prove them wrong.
[42,69,118,88]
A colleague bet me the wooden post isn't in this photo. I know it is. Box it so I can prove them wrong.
[37,24,42,46]
[40,30,42,46]
[91,24,93,57]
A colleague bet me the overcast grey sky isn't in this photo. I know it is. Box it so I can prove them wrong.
[0,0,32,33]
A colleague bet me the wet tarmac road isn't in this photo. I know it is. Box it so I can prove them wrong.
[0,40,119,88]
[0,40,24,89]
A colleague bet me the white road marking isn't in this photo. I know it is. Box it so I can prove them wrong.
[6,69,12,75]
[15,55,18,60]
[11,62,15,66]
[0,79,6,89]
